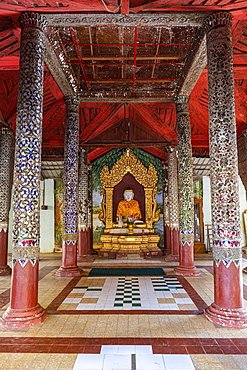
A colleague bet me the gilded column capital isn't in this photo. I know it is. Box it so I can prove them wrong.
[162,162,168,171]
[79,147,87,154]
[166,145,177,154]
[65,96,80,113]
[175,95,189,105]
[19,12,47,32]
[175,96,190,115]
[0,126,13,137]
[204,11,232,33]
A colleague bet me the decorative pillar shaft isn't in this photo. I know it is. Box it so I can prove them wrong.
[175,96,200,276]
[166,147,180,261]
[162,163,170,255]
[78,148,89,260]
[0,127,13,275]
[87,165,93,252]
[56,96,82,277]
[0,12,47,328]
[204,12,247,327]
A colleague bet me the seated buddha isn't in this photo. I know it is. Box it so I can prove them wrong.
[116,186,142,228]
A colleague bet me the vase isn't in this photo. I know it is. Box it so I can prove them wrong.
[128,224,134,234]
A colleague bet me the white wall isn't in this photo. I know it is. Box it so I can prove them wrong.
[8,179,55,253]
[239,177,247,247]
[40,179,55,252]
[202,176,212,250]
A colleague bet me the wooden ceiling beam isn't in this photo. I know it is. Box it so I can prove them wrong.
[132,103,177,142]
[44,73,64,100]
[70,56,182,61]
[80,103,124,142]
[142,147,167,161]
[121,0,130,14]
[234,82,247,128]
[43,99,64,130]
[130,0,242,12]
[81,79,177,84]
[0,0,116,13]
[88,147,112,162]
[84,105,125,143]
[43,108,65,140]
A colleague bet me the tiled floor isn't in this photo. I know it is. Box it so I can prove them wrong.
[1,254,247,369]
[73,345,195,370]
[60,276,196,311]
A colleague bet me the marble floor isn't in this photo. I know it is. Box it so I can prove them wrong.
[1,254,247,369]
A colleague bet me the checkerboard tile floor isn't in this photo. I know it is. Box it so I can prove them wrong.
[60,276,196,310]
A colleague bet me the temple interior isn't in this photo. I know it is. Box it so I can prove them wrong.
[1,1,247,369]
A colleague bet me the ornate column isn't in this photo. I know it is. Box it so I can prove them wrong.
[0,127,13,275]
[0,12,47,329]
[162,163,170,255]
[166,147,180,262]
[87,164,93,253]
[175,96,200,276]
[56,96,82,277]
[77,148,89,260]
[204,12,247,327]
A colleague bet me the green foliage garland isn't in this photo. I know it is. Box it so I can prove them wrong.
[92,148,163,191]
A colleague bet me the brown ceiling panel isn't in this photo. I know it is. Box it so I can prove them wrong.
[0,2,247,161]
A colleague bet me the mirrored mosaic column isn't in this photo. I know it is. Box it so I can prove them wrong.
[87,164,94,254]
[204,12,247,327]
[0,127,13,275]
[166,147,179,262]
[162,163,170,255]
[175,96,200,277]
[56,96,82,277]
[0,12,48,329]
[77,147,90,261]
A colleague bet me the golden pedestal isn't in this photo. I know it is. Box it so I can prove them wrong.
[99,230,162,259]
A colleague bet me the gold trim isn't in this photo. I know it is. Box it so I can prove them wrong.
[99,149,159,229]
[100,149,158,188]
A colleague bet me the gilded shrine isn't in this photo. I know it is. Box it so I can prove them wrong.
[98,149,162,258]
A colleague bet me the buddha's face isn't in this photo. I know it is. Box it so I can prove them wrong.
[124,190,134,202]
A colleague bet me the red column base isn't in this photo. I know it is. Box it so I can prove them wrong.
[55,266,83,277]
[0,304,47,329]
[165,254,179,262]
[77,255,95,262]
[0,265,11,276]
[204,302,247,328]
[174,265,200,276]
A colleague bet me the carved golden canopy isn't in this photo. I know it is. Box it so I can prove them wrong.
[99,149,160,230]
[100,149,158,188]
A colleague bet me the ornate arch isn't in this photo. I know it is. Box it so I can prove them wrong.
[100,149,158,188]
[99,149,160,229]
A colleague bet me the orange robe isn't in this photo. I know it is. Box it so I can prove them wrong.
[116,199,142,219]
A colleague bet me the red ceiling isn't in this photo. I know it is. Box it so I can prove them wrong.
[0,0,247,162]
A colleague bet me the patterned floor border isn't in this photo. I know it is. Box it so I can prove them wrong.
[0,337,246,354]
[46,274,207,314]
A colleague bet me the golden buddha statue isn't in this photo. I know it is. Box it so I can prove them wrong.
[116,187,142,227]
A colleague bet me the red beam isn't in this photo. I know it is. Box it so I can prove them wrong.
[0,56,19,69]
[143,147,167,161]
[132,27,138,92]
[69,27,91,91]
[70,62,182,66]
[61,43,191,47]
[79,78,177,82]
[121,0,129,14]
[88,148,112,162]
